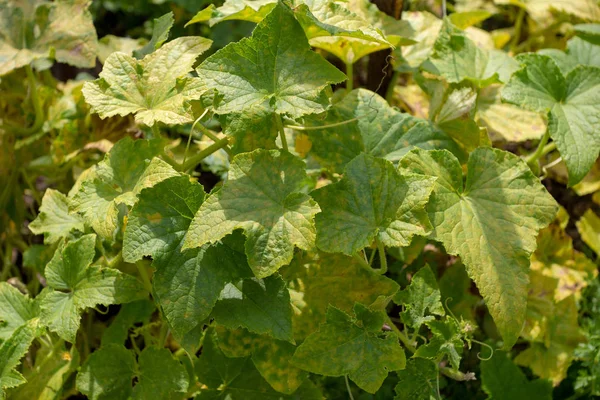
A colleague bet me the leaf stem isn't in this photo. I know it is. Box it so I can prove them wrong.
[12,65,45,137]
[352,253,371,270]
[180,137,230,172]
[275,114,289,152]
[345,375,355,400]
[284,113,374,131]
[196,125,233,157]
[525,131,556,170]
[375,238,388,275]
[346,62,353,92]
[385,71,399,104]
[150,123,160,139]
[135,261,153,294]
[510,7,526,54]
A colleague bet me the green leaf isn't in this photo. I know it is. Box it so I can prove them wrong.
[502,54,600,186]
[124,176,255,339]
[71,137,179,239]
[28,189,85,244]
[220,108,278,155]
[394,265,444,329]
[399,148,558,348]
[428,19,518,87]
[39,234,146,342]
[0,0,97,76]
[574,23,600,45]
[186,0,277,26]
[76,344,136,400]
[414,318,464,370]
[292,304,406,393]
[196,1,346,118]
[132,347,188,400]
[294,0,391,64]
[0,320,40,400]
[282,252,399,339]
[212,275,294,342]
[83,36,212,126]
[101,300,155,346]
[312,153,435,255]
[302,88,468,173]
[539,37,600,75]
[439,262,478,322]
[196,329,321,399]
[0,283,37,342]
[216,327,309,394]
[183,149,320,278]
[394,358,438,400]
[481,351,552,400]
[132,12,174,59]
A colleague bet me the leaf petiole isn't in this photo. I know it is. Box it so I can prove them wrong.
[180,137,230,172]
[375,238,388,275]
[275,114,289,152]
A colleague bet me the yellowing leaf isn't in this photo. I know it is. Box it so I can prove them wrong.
[400,148,558,348]
[83,36,212,126]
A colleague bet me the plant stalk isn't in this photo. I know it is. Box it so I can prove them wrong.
[275,114,289,152]
[346,62,354,92]
[510,7,526,54]
[181,137,230,172]
[376,238,388,274]
[525,130,556,170]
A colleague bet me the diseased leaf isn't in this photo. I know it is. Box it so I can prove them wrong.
[428,19,518,87]
[517,271,587,385]
[28,189,85,244]
[71,137,178,240]
[183,149,320,278]
[76,344,136,400]
[313,153,435,255]
[212,275,294,342]
[394,358,438,400]
[481,351,553,400]
[476,84,546,142]
[282,252,399,340]
[132,347,188,400]
[0,0,97,76]
[196,329,322,399]
[11,343,78,400]
[0,283,37,342]
[502,54,600,186]
[514,0,600,25]
[186,0,277,26]
[294,0,392,64]
[292,304,406,394]
[394,265,445,329]
[399,148,558,348]
[83,36,212,126]
[39,234,146,342]
[216,327,309,394]
[393,11,443,71]
[577,209,600,256]
[302,89,468,173]
[534,215,598,301]
[196,1,346,118]
[0,320,41,400]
